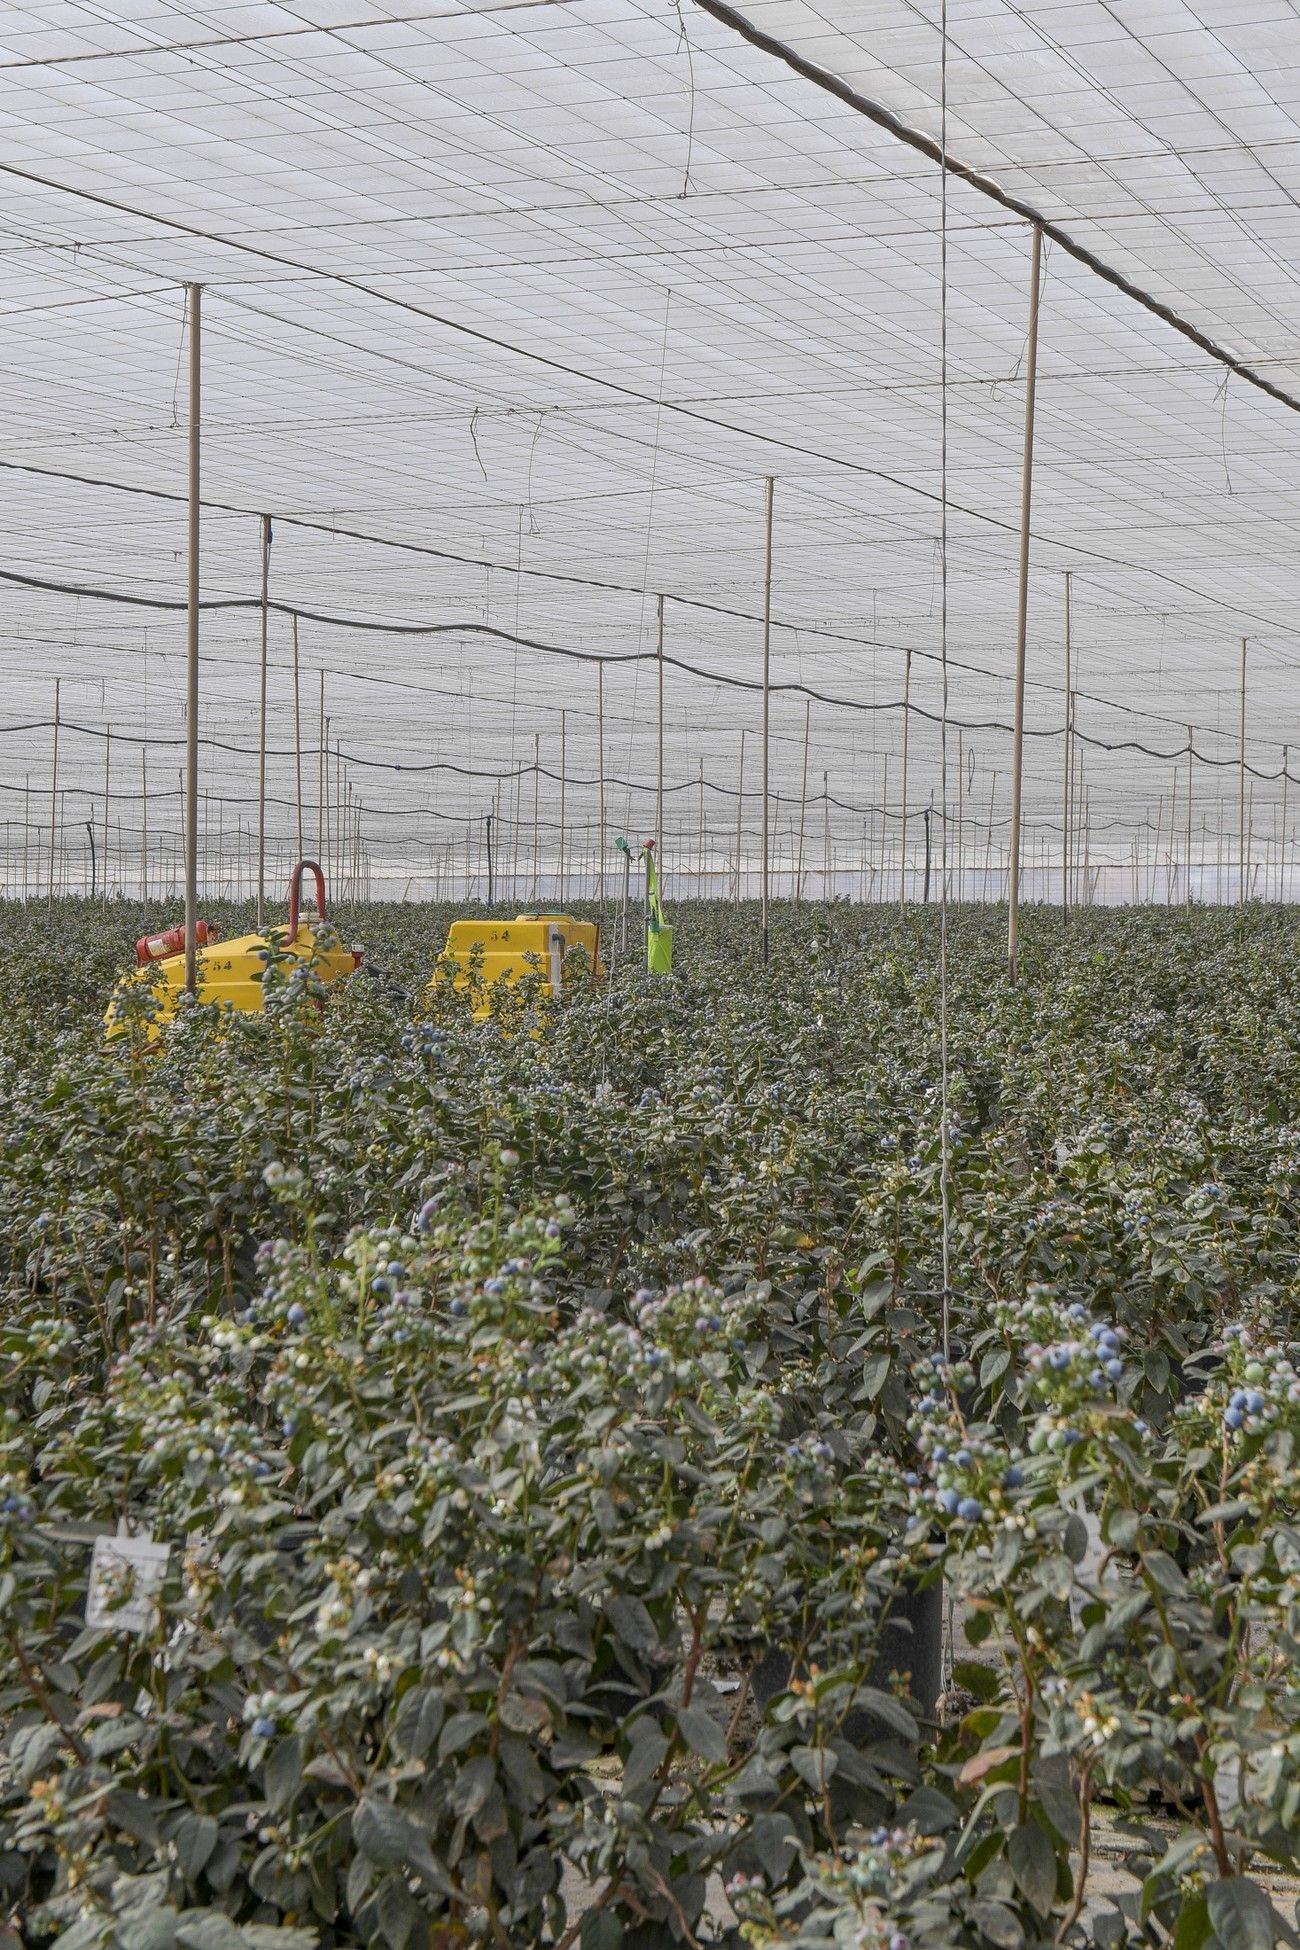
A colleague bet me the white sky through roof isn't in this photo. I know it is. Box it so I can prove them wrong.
[1,0,1298,895]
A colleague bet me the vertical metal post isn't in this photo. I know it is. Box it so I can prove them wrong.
[733,730,745,908]
[532,730,540,901]
[48,678,60,905]
[698,757,705,894]
[1192,729,1200,908]
[485,811,495,906]
[795,698,810,902]
[899,649,911,904]
[317,671,326,862]
[956,730,964,902]
[102,725,111,905]
[761,475,774,962]
[184,283,201,994]
[1239,637,1248,905]
[324,714,332,883]
[1282,743,1289,904]
[1006,222,1042,982]
[1062,570,1071,917]
[559,708,567,907]
[655,594,665,847]
[256,513,271,927]
[597,661,606,904]
[292,615,304,860]
[823,769,830,895]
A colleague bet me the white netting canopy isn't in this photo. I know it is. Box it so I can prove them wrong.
[2,0,1299,899]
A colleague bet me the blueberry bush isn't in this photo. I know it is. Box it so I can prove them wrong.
[4,895,1300,1948]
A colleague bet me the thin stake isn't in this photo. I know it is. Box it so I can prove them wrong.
[1239,636,1248,905]
[761,475,774,962]
[317,671,326,862]
[796,698,810,902]
[48,678,60,905]
[656,594,665,847]
[292,615,304,860]
[597,661,606,904]
[256,513,271,927]
[1282,743,1289,904]
[184,283,201,995]
[1062,571,1071,917]
[1007,222,1042,984]
[102,725,111,905]
[899,648,911,905]
[1192,729,1200,908]
[734,730,746,908]
[559,708,567,907]
[141,749,148,901]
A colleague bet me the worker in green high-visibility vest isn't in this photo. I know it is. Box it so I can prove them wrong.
[642,838,673,974]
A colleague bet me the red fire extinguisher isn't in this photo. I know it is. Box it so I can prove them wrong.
[135,919,219,967]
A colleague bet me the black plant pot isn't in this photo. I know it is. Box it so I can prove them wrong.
[749,1577,944,1740]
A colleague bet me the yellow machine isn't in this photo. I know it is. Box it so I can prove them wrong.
[106,861,359,1039]
[433,913,601,1018]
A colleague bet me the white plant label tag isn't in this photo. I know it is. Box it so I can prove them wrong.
[87,1526,169,1633]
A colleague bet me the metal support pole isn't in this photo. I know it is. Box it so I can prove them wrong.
[559,708,567,907]
[1062,571,1071,917]
[292,616,304,860]
[184,283,201,995]
[1239,636,1248,905]
[761,475,774,962]
[532,731,540,901]
[317,671,326,862]
[597,661,606,904]
[899,649,911,904]
[256,513,271,927]
[102,726,111,904]
[48,678,60,905]
[485,811,495,906]
[1283,743,1290,904]
[795,698,810,902]
[734,730,746,907]
[1192,729,1200,908]
[1007,223,1042,984]
[655,594,665,847]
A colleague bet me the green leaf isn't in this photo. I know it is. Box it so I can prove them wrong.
[676,1704,728,1764]
[173,1813,218,1883]
[1206,1878,1277,1950]
[981,1346,1011,1388]
[953,1660,999,1702]
[623,1726,669,1790]
[861,1350,891,1399]
[580,1913,623,1950]
[968,1900,1024,1949]
[1008,1821,1057,1917]
[351,1797,448,1894]
[175,1916,246,1950]
[1171,1891,1213,1950]
[451,1753,496,1817]
[264,1735,302,1814]
[604,1594,660,1660]
[789,1743,838,1789]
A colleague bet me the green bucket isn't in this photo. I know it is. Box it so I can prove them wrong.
[647,925,673,974]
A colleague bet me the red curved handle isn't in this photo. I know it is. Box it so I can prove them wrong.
[286,860,327,943]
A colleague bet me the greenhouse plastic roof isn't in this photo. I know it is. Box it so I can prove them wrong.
[2,0,1300,887]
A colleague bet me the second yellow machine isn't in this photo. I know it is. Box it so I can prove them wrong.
[434,913,601,1017]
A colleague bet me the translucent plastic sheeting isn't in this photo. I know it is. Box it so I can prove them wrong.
[0,0,1297,896]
